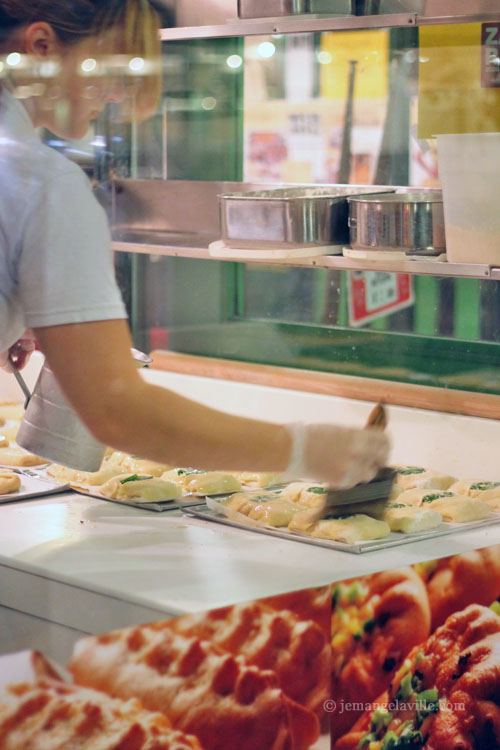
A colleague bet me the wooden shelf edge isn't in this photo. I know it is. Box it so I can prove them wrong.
[150,350,500,421]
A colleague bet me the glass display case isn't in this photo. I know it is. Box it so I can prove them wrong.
[40,1,500,396]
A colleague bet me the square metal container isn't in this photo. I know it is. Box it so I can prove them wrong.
[237,0,355,19]
[219,186,395,248]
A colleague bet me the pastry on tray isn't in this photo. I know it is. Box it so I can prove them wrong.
[280,482,328,508]
[232,471,283,489]
[394,488,492,522]
[0,678,202,749]
[0,469,21,494]
[219,490,304,526]
[0,446,45,467]
[415,547,500,630]
[69,622,319,750]
[334,604,500,750]
[99,473,182,503]
[383,503,443,533]
[449,478,500,510]
[172,600,330,722]
[392,466,457,495]
[107,451,172,477]
[162,469,241,495]
[330,568,431,740]
[0,403,25,421]
[289,512,391,544]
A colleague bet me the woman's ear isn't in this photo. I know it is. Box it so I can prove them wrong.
[23,22,60,59]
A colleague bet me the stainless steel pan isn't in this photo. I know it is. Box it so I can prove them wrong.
[348,192,446,255]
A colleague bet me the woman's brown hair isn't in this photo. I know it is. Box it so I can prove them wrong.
[0,0,162,118]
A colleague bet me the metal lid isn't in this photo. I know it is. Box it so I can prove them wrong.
[347,191,443,204]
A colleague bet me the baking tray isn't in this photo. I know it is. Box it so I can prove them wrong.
[238,0,355,19]
[70,484,214,513]
[0,472,69,504]
[186,499,500,554]
[219,186,395,249]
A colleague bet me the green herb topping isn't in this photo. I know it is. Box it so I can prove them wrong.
[422,492,453,503]
[120,474,153,485]
[470,481,500,491]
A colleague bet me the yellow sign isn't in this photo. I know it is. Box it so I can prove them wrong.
[320,30,389,100]
[419,23,500,138]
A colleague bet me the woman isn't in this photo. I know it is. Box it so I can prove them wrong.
[0,0,389,484]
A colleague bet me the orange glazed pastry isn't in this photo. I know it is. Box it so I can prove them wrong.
[171,600,330,721]
[264,585,333,638]
[69,623,319,750]
[415,546,500,631]
[331,568,431,741]
[335,603,500,750]
[0,678,201,750]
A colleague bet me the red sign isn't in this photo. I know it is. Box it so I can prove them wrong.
[482,23,500,88]
[348,271,414,327]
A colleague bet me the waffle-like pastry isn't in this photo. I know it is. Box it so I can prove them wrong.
[0,678,202,749]
[264,586,333,638]
[330,568,431,741]
[415,547,500,630]
[335,604,500,750]
[172,600,330,721]
[69,623,319,750]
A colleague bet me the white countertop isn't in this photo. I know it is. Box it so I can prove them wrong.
[3,361,500,636]
[2,491,500,635]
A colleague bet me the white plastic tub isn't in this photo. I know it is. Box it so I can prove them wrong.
[437,133,500,265]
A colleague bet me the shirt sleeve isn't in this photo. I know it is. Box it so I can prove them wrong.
[16,164,127,329]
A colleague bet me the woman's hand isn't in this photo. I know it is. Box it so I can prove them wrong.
[0,330,36,372]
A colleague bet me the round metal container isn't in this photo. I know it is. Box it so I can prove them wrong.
[347,192,445,256]
[16,349,152,472]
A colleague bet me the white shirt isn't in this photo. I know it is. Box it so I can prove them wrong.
[0,88,126,352]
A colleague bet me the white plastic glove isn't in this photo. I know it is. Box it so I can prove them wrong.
[0,330,36,372]
[284,422,390,488]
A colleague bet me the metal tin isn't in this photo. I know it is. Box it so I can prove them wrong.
[237,0,355,19]
[219,186,395,248]
[347,192,446,256]
[16,349,152,472]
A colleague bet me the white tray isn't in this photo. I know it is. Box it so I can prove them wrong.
[187,499,500,554]
[0,471,69,504]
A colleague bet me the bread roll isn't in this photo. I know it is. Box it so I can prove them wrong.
[0,469,21,494]
[0,446,45,466]
[289,513,390,543]
[162,469,240,495]
[220,491,303,526]
[99,473,182,503]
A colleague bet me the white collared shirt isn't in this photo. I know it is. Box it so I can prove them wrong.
[0,88,126,352]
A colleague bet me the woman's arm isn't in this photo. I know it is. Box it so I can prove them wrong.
[34,319,389,482]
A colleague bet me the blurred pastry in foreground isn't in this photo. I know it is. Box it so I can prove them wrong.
[0,446,45,466]
[330,568,431,740]
[0,679,202,749]
[0,469,21,494]
[415,547,500,630]
[172,600,330,722]
[69,622,319,750]
[334,604,500,750]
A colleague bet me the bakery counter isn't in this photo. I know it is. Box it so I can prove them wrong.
[3,360,500,659]
[2,488,500,652]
